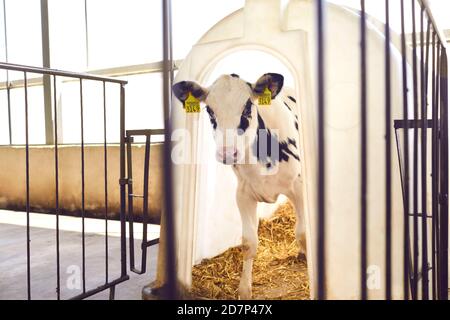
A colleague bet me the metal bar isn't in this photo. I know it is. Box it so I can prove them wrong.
[126,129,165,136]
[360,0,368,301]
[434,44,441,298]
[40,0,54,144]
[126,132,136,272]
[128,131,153,275]
[53,75,61,300]
[141,134,151,272]
[0,142,131,147]
[0,60,181,91]
[143,238,160,248]
[316,0,326,300]
[411,0,419,300]
[79,79,86,293]
[127,132,155,275]
[162,0,177,299]
[394,128,421,301]
[0,62,128,84]
[24,72,31,300]
[109,286,115,300]
[2,0,12,144]
[84,0,89,68]
[394,129,406,217]
[400,0,410,300]
[119,84,127,278]
[6,84,11,144]
[68,275,129,300]
[384,0,392,300]
[430,31,437,300]
[102,81,109,284]
[420,7,429,300]
[438,47,448,300]
[394,119,434,129]
[418,0,448,51]
[168,0,174,87]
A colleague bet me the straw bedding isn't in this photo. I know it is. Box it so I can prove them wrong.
[191,201,310,300]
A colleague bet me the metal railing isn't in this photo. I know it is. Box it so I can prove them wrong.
[0,60,180,146]
[0,61,129,300]
[125,129,164,274]
[316,0,448,300]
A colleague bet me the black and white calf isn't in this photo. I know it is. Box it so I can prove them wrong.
[173,73,305,299]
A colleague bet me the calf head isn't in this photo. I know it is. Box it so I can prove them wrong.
[173,73,284,164]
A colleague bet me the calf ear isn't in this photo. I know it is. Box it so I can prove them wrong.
[252,73,284,99]
[172,81,208,103]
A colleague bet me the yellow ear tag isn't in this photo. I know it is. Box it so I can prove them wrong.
[258,87,272,106]
[184,92,200,113]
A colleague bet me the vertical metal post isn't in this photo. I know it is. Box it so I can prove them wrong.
[360,0,368,301]
[79,79,86,293]
[411,0,419,300]
[24,72,31,300]
[2,0,12,144]
[316,0,326,300]
[103,81,109,284]
[83,0,89,68]
[53,75,61,300]
[162,0,177,299]
[384,0,392,300]
[119,84,127,278]
[434,44,441,298]
[126,134,135,269]
[438,48,448,301]
[400,0,410,300]
[141,134,151,270]
[430,31,437,300]
[6,80,12,144]
[420,7,429,300]
[40,0,54,144]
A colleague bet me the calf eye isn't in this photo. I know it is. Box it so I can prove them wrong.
[205,105,217,130]
[237,99,253,135]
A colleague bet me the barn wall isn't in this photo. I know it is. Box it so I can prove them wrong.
[0,144,163,223]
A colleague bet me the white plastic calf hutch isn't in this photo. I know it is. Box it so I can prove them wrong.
[169,0,409,299]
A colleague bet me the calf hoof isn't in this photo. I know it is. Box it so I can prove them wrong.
[297,252,307,262]
[238,283,252,300]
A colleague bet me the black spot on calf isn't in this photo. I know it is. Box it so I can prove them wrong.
[287,138,297,148]
[252,113,300,165]
[237,99,253,134]
[288,96,297,103]
[205,105,217,130]
[283,101,292,111]
[279,141,300,162]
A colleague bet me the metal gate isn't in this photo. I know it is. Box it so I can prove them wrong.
[125,129,163,275]
[315,0,448,300]
[0,62,129,300]
[0,58,164,298]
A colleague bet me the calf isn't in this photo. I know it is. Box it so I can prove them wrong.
[173,73,306,299]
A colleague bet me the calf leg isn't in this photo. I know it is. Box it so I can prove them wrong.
[236,187,258,299]
[288,176,307,261]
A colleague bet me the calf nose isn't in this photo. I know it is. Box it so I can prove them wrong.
[217,147,238,164]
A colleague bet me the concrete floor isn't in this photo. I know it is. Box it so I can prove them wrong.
[0,210,160,300]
